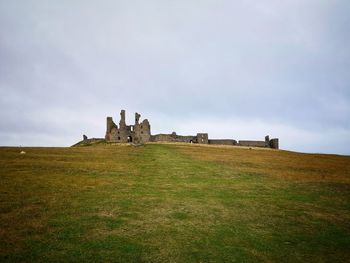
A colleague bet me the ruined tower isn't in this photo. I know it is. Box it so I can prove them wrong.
[105,110,151,143]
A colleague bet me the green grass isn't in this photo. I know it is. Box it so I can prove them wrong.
[0,143,350,262]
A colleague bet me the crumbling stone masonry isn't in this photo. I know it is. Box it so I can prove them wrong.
[105,110,151,144]
[105,110,279,149]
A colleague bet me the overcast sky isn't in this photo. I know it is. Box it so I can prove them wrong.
[1,0,349,154]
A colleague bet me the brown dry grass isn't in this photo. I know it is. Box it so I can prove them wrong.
[175,144,350,183]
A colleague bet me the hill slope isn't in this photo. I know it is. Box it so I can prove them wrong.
[0,144,349,262]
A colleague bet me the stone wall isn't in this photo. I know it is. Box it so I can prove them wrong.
[133,119,151,143]
[208,139,237,145]
[197,133,209,144]
[150,133,196,143]
[238,140,267,147]
[269,138,279,149]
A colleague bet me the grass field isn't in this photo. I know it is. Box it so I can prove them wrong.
[1,143,350,262]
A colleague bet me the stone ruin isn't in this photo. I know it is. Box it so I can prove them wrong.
[104,110,279,149]
[105,110,151,144]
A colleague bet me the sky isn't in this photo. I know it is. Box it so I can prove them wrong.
[0,0,350,154]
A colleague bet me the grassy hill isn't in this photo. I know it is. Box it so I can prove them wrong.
[0,143,349,262]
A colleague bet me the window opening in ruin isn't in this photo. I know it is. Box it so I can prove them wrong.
[190,140,193,143]
[118,137,120,140]
[141,131,143,134]
[127,136,132,143]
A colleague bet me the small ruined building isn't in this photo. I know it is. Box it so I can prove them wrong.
[105,110,151,144]
[103,110,279,149]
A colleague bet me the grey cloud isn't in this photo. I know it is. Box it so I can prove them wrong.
[0,0,349,154]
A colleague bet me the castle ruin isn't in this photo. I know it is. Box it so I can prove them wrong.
[105,110,279,149]
[105,110,151,144]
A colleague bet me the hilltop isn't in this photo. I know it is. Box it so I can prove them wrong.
[0,143,349,262]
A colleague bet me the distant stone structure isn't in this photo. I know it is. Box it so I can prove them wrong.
[105,110,279,149]
[105,110,151,144]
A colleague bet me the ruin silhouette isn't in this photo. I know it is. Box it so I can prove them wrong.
[104,110,279,149]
